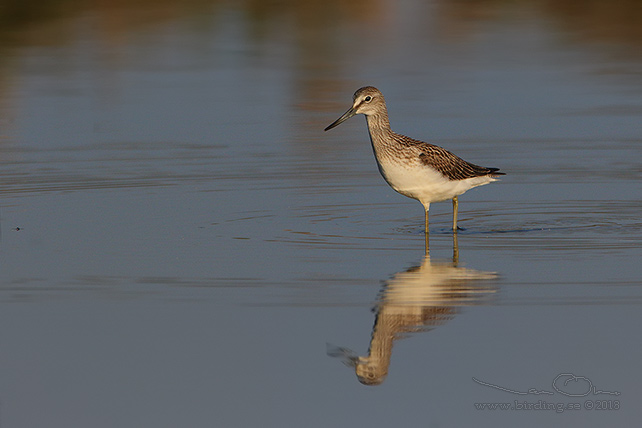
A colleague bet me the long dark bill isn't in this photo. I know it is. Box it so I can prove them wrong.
[324,107,357,131]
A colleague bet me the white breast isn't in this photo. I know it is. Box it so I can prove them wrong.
[375,158,495,205]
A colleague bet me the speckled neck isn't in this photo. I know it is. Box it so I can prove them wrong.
[365,108,400,163]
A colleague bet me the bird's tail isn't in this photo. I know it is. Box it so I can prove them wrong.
[487,167,505,177]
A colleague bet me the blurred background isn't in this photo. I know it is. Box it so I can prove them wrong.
[0,1,641,427]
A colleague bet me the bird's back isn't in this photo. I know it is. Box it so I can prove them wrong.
[371,132,503,204]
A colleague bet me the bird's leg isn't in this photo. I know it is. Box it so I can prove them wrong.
[424,204,430,256]
[452,196,459,232]
[424,204,430,235]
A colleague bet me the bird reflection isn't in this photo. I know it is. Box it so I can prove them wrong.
[328,235,497,385]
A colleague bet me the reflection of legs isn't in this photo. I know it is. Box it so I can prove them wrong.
[452,196,458,231]
[452,231,459,265]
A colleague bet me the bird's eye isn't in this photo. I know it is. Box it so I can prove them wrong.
[364,96,372,102]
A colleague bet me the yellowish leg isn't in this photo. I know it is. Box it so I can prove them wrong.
[452,196,459,232]
[424,206,430,256]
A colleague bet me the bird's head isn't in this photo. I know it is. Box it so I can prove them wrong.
[325,86,386,131]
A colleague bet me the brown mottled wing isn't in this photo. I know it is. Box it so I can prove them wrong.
[417,143,504,180]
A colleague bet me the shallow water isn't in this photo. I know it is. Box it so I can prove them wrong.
[0,1,641,426]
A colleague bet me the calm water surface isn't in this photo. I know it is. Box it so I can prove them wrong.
[0,1,641,427]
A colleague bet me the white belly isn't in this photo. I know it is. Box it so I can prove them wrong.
[376,159,494,205]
